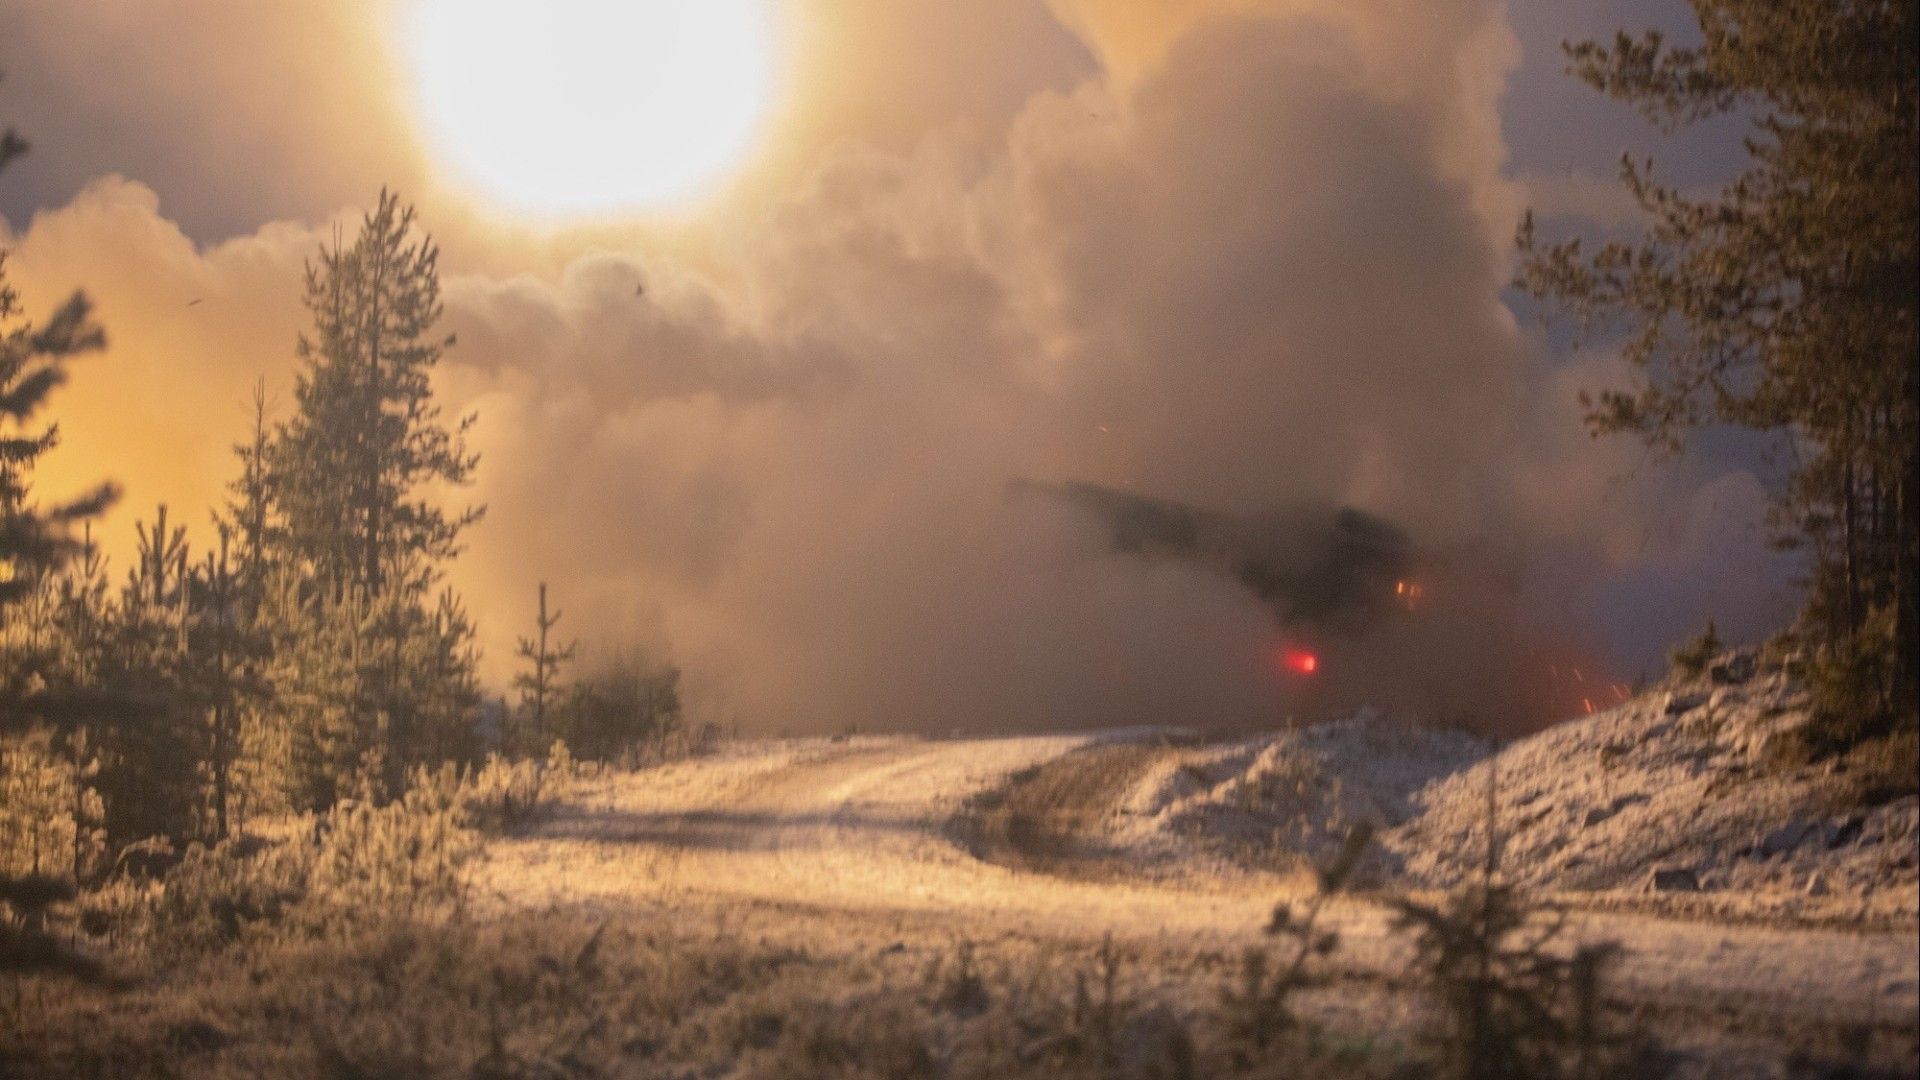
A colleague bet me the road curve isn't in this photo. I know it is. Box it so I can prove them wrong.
[478,735,1919,1043]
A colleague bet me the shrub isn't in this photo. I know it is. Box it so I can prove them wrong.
[0,874,102,983]
[1392,883,1621,1080]
[1667,621,1722,679]
[559,649,682,763]
[0,729,103,883]
[145,763,486,954]
[1220,822,1373,1066]
[1389,772,1627,1080]
[1804,605,1911,753]
[463,741,580,831]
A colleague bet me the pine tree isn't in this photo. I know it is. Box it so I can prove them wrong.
[0,131,117,727]
[182,526,271,840]
[258,565,362,811]
[1519,0,1919,735]
[0,79,118,982]
[513,582,575,752]
[89,505,200,845]
[206,386,283,829]
[0,271,116,625]
[273,190,481,602]
[226,381,280,594]
[45,532,109,878]
[417,587,482,765]
[256,192,486,803]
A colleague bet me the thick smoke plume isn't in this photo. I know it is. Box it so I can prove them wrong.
[1,0,1801,737]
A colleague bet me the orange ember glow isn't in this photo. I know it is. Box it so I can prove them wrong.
[1394,580,1425,610]
[1281,649,1320,675]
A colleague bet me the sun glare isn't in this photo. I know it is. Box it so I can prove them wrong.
[404,0,779,218]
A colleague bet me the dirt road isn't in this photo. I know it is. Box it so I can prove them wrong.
[478,735,1919,1066]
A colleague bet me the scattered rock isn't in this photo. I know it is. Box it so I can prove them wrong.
[1165,765,1210,800]
[1709,651,1758,685]
[1829,815,1866,849]
[1582,794,1649,829]
[1664,691,1710,716]
[1747,710,1817,764]
[1646,867,1701,893]
[1760,819,1821,858]
[1708,687,1747,712]
[1233,675,1918,920]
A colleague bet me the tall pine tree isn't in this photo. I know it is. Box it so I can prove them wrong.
[264,192,485,804]
[274,191,481,601]
[1519,0,1918,737]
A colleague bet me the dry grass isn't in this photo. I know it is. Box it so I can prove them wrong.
[0,750,1397,1080]
[1,909,1415,1080]
[3,744,1911,1080]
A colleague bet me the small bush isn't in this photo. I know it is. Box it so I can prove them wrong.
[1221,822,1373,1066]
[145,763,486,955]
[0,730,104,883]
[1392,882,1622,1080]
[1805,606,1910,753]
[1817,727,1920,810]
[1390,772,1629,1080]
[145,835,309,953]
[559,650,683,763]
[463,741,582,831]
[1667,621,1722,679]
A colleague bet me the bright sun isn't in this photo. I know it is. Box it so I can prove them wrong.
[405,0,779,218]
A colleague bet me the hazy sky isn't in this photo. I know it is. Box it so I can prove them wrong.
[0,0,1798,733]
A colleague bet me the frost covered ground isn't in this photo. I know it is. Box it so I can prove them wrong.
[472,660,1919,1077]
[1389,677,1918,927]
[1097,656,1917,927]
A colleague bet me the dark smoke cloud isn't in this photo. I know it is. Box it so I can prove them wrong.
[1010,480,1412,635]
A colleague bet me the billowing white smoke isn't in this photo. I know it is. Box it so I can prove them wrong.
[435,2,1535,732]
[14,0,1787,736]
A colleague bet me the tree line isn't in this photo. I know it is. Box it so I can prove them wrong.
[1,159,679,881]
[1519,0,1918,743]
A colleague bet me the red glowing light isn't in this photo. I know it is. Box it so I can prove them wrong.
[1281,649,1320,675]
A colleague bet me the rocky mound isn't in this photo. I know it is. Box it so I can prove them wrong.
[1383,650,1918,924]
[1107,712,1486,880]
